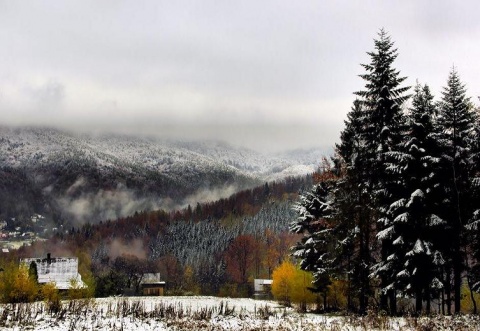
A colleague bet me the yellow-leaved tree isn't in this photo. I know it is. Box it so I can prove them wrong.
[271,260,316,310]
[183,265,200,295]
[272,260,296,305]
[0,262,39,303]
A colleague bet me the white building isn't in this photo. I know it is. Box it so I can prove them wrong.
[21,253,85,290]
[254,279,273,299]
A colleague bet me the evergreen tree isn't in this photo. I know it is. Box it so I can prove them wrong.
[435,68,474,314]
[289,31,480,317]
[290,179,337,304]
[377,83,445,314]
[335,100,374,313]
[354,29,410,315]
[463,96,480,314]
[28,261,39,285]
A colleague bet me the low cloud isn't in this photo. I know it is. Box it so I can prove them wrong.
[108,238,147,260]
[65,177,87,195]
[57,184,162,226]
[56,179,243,226]
[179,184,239,210]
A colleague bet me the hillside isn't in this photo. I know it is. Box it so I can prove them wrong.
[13,175,311,297]
[0,126,322,228]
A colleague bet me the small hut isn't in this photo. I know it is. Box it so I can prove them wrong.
[140,273,166,296]
[254,279,273,300]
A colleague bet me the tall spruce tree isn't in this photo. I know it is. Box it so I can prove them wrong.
[435,68,474,314]
[466,104,480,314]
[335,100,374,314]
[377,83,445,314]
[354,29,410,315]
[290,177,338,306]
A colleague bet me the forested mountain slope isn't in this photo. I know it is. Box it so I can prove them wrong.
[13,176,311,296]
[0,126,321,227]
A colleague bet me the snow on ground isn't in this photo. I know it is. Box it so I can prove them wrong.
[1,296,480,330]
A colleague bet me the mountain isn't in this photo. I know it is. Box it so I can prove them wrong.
[165,140,323,181]
[0,125,324,227]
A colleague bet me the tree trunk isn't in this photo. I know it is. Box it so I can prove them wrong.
[359,227,367,315]
[347,259,352,312]
[441,288,445,315]
[446,270,452,315]
[379,237,389,313]
[426,287,431,315]
[415,288,422,315]
[389,290,397,316]
[323,291,328,311]
[467,274,477,314]
[454,260,461,314]
[379,292,388,313]
[316,294,322,313]
[469,285,477,315]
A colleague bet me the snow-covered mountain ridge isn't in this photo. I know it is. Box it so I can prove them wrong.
[0,126,321,180]
[0,126,324,225]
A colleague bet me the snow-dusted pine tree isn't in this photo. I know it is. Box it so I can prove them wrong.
[435,68,475,314]
[290,176,337,305]
[466,105,480,313]
[354,29,410,315]
[377,83,445,314]
[335,100,375,314]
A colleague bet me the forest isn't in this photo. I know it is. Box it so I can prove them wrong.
[0,176,312,303]
[291,29,480,316]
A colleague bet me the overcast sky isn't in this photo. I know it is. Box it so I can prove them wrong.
[0,1,479,152]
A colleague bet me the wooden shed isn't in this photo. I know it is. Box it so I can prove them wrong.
[140,273,166,296]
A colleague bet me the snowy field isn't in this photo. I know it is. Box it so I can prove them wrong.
[1,296,480,330]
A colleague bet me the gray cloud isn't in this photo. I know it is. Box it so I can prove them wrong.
[108,239,147,260]
[0,1,479,151]
[56,180,162,226]
[24,80,65,112]
[180,185,239,211]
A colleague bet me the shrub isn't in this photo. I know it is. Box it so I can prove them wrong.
[67,278,93,300]
[41,282,61,313]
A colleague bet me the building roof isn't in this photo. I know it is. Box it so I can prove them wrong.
[21,255,85,290]
[140,272,165,285]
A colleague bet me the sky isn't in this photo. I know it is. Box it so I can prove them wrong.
[0,1,479,153]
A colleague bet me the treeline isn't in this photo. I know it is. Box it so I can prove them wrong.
[291,30,480,316]
[5,175,310,298]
